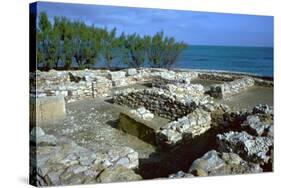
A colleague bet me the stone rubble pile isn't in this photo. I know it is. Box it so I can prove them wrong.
[156,108,211,147]
[217,131,273,165]
[210,77,255,99]
[188,150,262,177]
[130,107,154,120]
[30,127,140,186]
[217,105,273,165]
[168,104,274,178]
[241,115,273,136]
[253,104,274,115]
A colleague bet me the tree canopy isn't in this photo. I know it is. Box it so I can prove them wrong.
[36,12,187,70]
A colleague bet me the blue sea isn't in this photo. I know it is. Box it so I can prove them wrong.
[174,45,273,77]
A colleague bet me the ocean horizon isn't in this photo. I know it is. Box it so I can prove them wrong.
[173,45,273,77]
[53,44,273,78]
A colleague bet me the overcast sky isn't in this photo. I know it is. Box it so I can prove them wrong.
[35,2,273,47]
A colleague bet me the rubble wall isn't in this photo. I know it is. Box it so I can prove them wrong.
[113,88,198,120]
[209,77,255,99]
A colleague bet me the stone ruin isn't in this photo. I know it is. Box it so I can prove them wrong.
[157,108,212,147]
[30,68,274,184]
[30,127,141,186]
[209,77,255,99]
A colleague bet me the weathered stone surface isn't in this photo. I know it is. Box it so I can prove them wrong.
[189,150,225,176]
[126,68,138,76]
[105,146,139,169]
[130,107,154,120]
[36,134,57,146]
[108,71,126,80]
[97,166,142,183]
[157,108,211,147]
[31,68,272,103]
[253,104,273,115]
[168,171,194,179]
[114,87,202,120]
[188,150,263,177]
[118,112,159,145]
[241,115,272,136]
[217,131,273,164]
[198,72,236,82]
[163,83,205,97]
[30,127,45,140]
[210,77,255,99]
[30,95,66,125]
[31,133,139,186]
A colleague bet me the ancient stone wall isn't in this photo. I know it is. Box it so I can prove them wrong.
[209,77,255,99]
[198,72,238,82]
[113,88,201,120]
[30,68,155,102]
[157,108,211,147]
[31,68,272,102]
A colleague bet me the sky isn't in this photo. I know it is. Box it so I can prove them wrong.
[35,1,273,47]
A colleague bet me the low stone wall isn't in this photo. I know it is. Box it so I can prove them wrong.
[30,95,66,125]
[156,108,211,147]
[209,77,255,99]
[198,72,237,82]
[31,68,272,102]
[113,88,199,120]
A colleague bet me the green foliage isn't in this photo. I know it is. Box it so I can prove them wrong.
[123,33,148,68]
[147,31,187,68]
[100,27,120,68]
[36,12,187,70]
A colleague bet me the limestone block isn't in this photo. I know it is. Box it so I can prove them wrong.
[30,95,66,125]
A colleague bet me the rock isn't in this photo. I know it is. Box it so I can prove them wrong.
[45,171,62,185]
[126,68,138,76]
[221,152,243,165]
[253,104,273,115]
[168,171,194,179]
[67,165,88,174]
[189,150,225,176]
[241,115,272,136]
[189,150,263,177]
[130,107,154,120]
[36,135,57,146]
[106,147,139,169]
[30,127,45,142]
[217,131,273,164]
[97,166,142,183]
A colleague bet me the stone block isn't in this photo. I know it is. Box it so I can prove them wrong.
[108,71,126,81]
[30,95,66,125]
[126,68,138,76]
